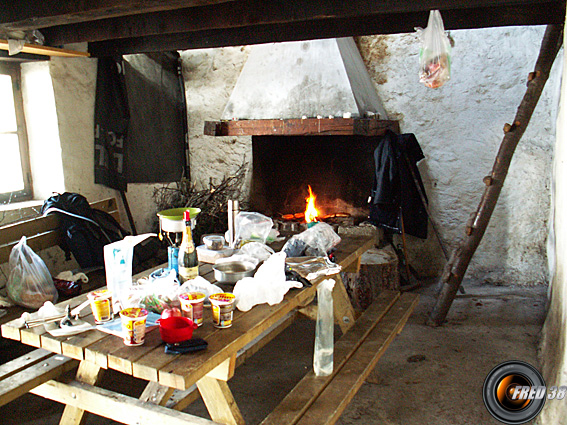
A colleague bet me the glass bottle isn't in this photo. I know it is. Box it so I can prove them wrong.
[178,210,199,282]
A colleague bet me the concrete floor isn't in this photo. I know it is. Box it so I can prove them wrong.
[0,279,547,425]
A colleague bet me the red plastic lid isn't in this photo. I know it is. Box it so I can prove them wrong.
[183,210,191,221]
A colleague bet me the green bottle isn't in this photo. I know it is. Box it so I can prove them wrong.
[178,210,199,282]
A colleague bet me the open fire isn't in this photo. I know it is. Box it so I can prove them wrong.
[277,185,353,233]
[305,185,319,224]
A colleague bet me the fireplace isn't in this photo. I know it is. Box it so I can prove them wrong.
[249,135,382,222]
[203,37,399,225]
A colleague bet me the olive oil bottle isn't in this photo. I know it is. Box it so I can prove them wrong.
[178,210,199,282]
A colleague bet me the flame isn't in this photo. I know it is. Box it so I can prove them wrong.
[305,185,319,223]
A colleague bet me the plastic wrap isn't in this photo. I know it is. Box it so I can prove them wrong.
[417,10,451,89]
[7,236,58,309]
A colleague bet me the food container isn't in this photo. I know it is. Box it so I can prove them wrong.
[212,261,256,283]
[209,293,236,328]
[179,292,206,326]
[158,316,198,344]
[119,307,149,346]
[157,207,201,232]
[88,289,113,324]
[203,234,225,251]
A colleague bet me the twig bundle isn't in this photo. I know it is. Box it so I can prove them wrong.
[153,160,249,241]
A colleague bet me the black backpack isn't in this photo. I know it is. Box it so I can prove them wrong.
[41,192,130,268]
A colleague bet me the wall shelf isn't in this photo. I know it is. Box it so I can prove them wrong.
[0,40,90,58]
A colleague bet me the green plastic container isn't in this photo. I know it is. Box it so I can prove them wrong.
[157,207,201,232]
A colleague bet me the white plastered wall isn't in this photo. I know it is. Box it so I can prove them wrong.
[183,26,561,284]
[539,15,567,424]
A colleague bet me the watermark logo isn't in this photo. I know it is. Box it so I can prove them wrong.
[483,361,546,424]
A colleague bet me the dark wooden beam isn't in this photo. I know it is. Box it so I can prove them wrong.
[42,0,560,46]
[204,118,399,137]
[0,0,232,32]
[88,2,565,55]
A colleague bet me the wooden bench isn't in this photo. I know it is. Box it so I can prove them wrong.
[261,290,419,425]
[0,197,121,266]
[0,197,120,408]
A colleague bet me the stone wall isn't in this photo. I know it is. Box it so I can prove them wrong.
[181,26,560,285]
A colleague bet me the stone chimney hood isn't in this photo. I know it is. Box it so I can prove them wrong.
[204,38,398,137]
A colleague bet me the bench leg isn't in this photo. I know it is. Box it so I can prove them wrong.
[59,360,104,425]
[197,375,245,425]
[332,274,356,333]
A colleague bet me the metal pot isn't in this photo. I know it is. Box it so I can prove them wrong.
[213,261,256,283]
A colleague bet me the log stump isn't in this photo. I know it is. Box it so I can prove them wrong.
[342,244,400,310]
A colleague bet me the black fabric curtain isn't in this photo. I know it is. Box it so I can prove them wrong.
[94,57,129,191]
[94,52,188,189]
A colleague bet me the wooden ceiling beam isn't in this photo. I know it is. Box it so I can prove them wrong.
[42,0,558,46]
[88,2,565,56]
[0,0,232,32]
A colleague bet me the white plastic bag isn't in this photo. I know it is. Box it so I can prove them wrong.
[233,212,274,247]
[7,236,58,309]
[233,252,302,311]
[417,10,451,89]
[282,222,341,257]
[179,275,223,302]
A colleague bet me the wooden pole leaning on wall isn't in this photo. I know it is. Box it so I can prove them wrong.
[428,24,564,327]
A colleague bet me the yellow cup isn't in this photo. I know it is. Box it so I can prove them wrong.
[88,289,113,324]
[209,293,236,329]
[179,292,206,327]
[119,307,148,346]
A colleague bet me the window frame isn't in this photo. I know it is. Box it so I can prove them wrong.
[0,61,32,204]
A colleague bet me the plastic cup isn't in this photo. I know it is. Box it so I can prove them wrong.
[179,292,206,327]
[119,307,149,346]
[209,293,236,329]
[88,289,113,324]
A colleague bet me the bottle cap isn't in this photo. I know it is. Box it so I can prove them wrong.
[183,210,191,221]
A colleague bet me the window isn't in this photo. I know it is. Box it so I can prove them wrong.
[0,62,32,203]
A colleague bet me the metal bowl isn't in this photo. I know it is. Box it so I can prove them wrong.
[213,261,256,283]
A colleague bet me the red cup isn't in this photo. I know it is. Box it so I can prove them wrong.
[158,316,198,344]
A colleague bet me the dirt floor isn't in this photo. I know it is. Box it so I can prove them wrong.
[0,279,547,425]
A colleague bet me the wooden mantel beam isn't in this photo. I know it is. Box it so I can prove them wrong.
[204,118,399,137]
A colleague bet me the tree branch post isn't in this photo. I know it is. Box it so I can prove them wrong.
[428,24,564,327]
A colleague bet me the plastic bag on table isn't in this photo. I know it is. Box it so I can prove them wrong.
[233,212,274,247]
[178,276,222,302]
[125,268,180,313]
[281,222,341,257]
[239,242,275,263]
[233,252,302,311]
[416,10,451,89]
[7,236,58,309]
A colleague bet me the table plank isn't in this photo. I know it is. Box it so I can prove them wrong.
[158,284,318,390]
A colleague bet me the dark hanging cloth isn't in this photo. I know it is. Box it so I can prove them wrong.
[94,57,129,191]
[94,53,188,189]
[122,52,188,183]
[369,130,428,239]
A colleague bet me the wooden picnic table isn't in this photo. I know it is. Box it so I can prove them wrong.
[1,234,376,425]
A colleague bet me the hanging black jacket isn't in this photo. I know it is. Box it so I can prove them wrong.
[369,130,428,239]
